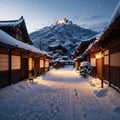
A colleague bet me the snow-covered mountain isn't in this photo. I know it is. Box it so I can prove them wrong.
[30,18,97,62]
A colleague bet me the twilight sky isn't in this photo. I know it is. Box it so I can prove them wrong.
[0,0,119,33]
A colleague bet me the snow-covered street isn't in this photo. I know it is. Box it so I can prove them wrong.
[0,67,120,120]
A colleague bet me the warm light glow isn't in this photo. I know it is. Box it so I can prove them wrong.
[104,50,109,55]
[95,52,103,59]
[45,61,49,67]
[104,56,109,65]
[40,59,44,68]
[12,55,20,70]
[90,58,96,66]
[48,69,78,78]
[33,69,79,88]
[0,54,9,71]
[29,58,33,70]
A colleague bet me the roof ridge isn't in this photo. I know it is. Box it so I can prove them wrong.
[0,16,23,23]
[0,16,24,27]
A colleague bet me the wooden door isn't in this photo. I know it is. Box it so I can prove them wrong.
[34,58,39,76]
[0,54,9,88]
[103,54,109,82]
[21,57,28,80]
[96,58,103,80]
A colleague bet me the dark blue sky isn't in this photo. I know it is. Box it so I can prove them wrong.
[0,0,119,33]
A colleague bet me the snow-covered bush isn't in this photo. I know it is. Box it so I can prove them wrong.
[79,61,91,77]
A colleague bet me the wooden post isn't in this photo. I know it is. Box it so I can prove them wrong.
[8,49,12,85]
[38,57,40,75]
[101,78,104,88]
[44,59,45,72]
[101,52,104,88]
[32,57,35,77]
[20,52,22,81]
[43,59,46,76]
[108,48,111,86]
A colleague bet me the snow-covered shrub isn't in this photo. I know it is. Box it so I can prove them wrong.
[79,61,91,77]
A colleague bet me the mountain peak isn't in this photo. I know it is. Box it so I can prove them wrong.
[30,21,97,63]
[55,18,72,25]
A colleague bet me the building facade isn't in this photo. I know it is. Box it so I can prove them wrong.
[0,17,51,88]
[74,2,120,91]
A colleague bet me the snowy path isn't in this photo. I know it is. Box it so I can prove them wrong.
[0,67,120,120]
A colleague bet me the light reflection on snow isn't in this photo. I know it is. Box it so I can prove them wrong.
[33,68,80,88]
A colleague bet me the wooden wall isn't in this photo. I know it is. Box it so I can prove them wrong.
[21,57,28,80]
[34,58,40,77]
[28,58,34,78]
[89,41,120,90]
[0,48,10,88]
[90,57,96,77]
[0,71,9,88]
[103,50,109,82]
[109,42,120,89]
[0,47,50,89]
[103,65,109,82]
[45,59,50,72]
[39,59,45,74]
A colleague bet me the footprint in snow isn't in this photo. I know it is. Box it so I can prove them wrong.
[83,113,87,118]
[74,89,78,96]
[96,88,108,98]
[114,106,120,113]
[89,82,96,87]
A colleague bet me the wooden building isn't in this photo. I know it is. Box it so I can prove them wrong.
[0,17,51,89]
[0,30,51,88]
[49,44,68,55]
[0,16,33,45]
[82,3,120,91]
[73,38,95,70]
[73,2,120,91]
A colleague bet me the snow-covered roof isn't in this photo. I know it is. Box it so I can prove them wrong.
[108,1,120,27]
[83,2,120,56]
[49,44,60,48]
[83,43,94,55]
[75,33,100,52]
[73,56,83,62]
[51,58,66,63]
[0,16,24,27]
[0,30,49,56]
[51,57,73,63]
[81,33,99,42]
